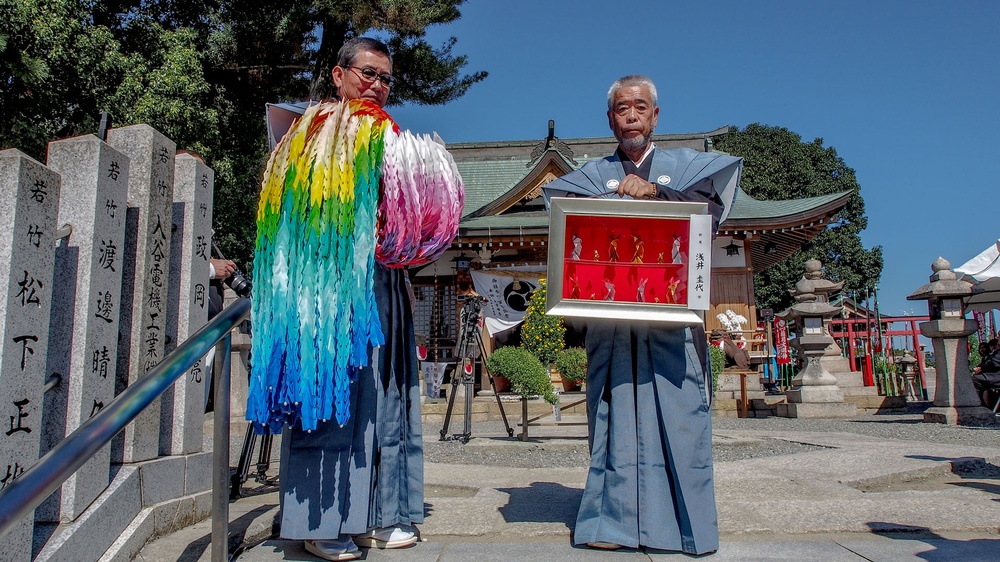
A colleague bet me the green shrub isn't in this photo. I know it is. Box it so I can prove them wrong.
[555,347,588,383]
[520,279,565,367]
[486,346,558,404]
[968,335,981,372]
[709,344,725,392]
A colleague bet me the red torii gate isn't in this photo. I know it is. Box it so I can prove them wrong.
[828,315,929,391]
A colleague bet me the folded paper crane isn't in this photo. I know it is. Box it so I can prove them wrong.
[249,100,463,432]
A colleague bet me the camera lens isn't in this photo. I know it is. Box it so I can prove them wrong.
[224,271,252,297]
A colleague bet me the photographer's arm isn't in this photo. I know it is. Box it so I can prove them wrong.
[210,258,236,280]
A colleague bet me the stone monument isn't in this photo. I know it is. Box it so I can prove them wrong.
[161,153,214,455]
[897,350,921,401]
[41,135,129,523]
[0,149,62,560]
[107,125,176,463]
[801,261,877,398]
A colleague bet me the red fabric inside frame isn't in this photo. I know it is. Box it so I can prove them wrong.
[561,215,690,305]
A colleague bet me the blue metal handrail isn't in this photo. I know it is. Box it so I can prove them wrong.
[0,297,250,561]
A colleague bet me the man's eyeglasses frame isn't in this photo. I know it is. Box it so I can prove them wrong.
[345,66,393,86]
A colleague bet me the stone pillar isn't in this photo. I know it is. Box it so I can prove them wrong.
[0,149,61,559]
[776,259,857,418]
[107,125,176,463]
[40,135,129,522]
[907,257,994,425]
[161,153,213,455]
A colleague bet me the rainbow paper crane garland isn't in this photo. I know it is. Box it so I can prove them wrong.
[248,100,464,433]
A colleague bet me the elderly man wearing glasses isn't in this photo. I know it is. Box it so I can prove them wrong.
[277,37,422,561]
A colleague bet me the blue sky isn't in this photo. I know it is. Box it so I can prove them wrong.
[390,0,1000,318]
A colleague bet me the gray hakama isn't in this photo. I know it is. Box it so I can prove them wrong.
[574,320,718,554]
[278,265,424,538]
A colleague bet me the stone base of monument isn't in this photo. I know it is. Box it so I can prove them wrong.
[923,405,997,426]
[32,452,211,561]
[784,384,845,403]
[846,394,908,414]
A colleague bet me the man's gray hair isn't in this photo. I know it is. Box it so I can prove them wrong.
[607,75,658,109]
[336,36,393,68]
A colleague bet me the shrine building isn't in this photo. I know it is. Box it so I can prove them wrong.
[409,123,853,364]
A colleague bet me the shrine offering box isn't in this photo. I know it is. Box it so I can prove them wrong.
[545,198,713,324]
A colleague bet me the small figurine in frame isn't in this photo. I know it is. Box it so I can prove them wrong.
[571,233,583,260]
[608,233,620,263]
[632,234,644,263]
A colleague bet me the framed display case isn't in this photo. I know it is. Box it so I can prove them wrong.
[545,197,713,324]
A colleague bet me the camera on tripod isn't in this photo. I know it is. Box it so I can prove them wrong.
[440,291,514,441]
[457,294,487,349]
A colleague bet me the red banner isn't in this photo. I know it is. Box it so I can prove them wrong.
[974,310,988,344]
[774,318,790,365]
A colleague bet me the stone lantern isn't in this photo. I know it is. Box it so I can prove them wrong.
[906,257,994,425]
[897,351,919,401]
[794,259,845,360]
[776,259,857,418]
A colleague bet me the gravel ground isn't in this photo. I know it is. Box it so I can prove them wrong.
[421,412,1000,469]
[424,440,591,468]
[421,431,818,467]
[713,411,1000,448]
[226,412,1000,472]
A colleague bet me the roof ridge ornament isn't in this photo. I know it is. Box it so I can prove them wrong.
[528,120,578,167]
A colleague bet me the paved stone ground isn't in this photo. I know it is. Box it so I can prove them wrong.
[137,411,1000,561]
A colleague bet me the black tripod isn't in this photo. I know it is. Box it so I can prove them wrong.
[231,423,277,499]
[440,295,514,442]
[230,336,278,499]
[231,396,278,500]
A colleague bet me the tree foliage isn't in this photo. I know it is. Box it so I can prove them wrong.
[713,124,883,311]
[0,0,486,271]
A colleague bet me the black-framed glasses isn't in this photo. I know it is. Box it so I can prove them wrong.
[346,66,393,86]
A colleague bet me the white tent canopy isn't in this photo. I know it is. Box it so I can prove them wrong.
[954,239,1000,313]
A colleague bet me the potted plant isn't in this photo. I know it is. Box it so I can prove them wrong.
[486,346,558,405]
[487,346,558,441]
[487,367,511,393]
[520,279,565,384]
[555,347,587,392]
